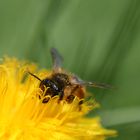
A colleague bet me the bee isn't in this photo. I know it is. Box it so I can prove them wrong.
[28,48,112,104]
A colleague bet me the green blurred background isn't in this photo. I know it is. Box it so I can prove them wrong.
[0,0,140,139]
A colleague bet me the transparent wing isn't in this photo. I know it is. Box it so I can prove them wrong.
[70,74,114,89]
[50,48,63,72]
[81,81,114,89]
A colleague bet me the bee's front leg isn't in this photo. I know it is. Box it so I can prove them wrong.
[58,90,64,102]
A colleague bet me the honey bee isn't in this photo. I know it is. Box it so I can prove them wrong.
[28,48,112,103]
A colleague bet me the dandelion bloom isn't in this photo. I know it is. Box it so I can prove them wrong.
[0,58,116,140]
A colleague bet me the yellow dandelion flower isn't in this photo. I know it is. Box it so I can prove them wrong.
[0,57,116,140]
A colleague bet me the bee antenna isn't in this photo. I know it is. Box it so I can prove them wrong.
[27,71,42,82]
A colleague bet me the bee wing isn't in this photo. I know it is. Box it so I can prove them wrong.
[50,48,63,72]
[81,81,114,89]
[70,75,113,89]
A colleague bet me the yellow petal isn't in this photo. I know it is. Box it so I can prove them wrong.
[0,57,117,140]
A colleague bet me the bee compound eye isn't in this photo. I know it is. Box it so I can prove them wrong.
[42,79,50,85]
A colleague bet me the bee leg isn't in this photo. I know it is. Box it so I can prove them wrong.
[70,85,85,110]
[79,99,84,110]
[66,95,75,103]
[58,91,64,103]
[78,100,84,105]
[71,85,79,94]
[71,85,85,100]
[42,96,50,103]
